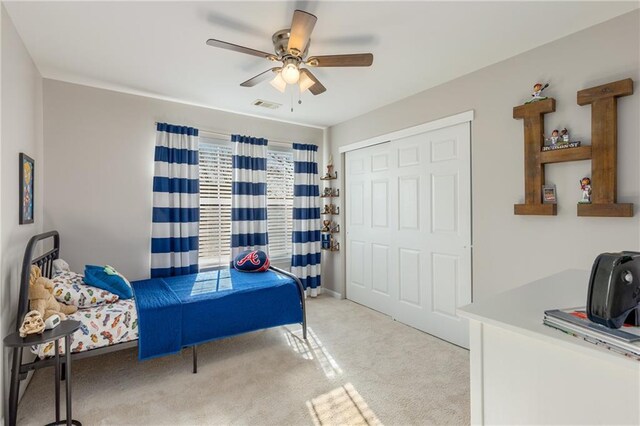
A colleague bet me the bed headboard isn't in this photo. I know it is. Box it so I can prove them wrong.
[17,231,60,332]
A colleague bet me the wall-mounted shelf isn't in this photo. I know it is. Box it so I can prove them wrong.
[539,146,592,164]
[320,172,338,181]
[513,78,634,217]
[514,203,557,216]
[513,98,557,215]
[577,203,634,217]
[575,79,633,217]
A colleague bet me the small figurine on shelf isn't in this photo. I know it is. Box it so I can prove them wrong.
[322,187,339,197]
[579,177,592,204]
[322,220,331,232]
[524,82,549,104]
[321,234,331,250]
[330,235,340,252]
[323,204,339,214]
[542,126,581,152]
[324,155,335,179]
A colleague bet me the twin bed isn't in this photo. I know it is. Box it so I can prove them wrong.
[9,231,307,424]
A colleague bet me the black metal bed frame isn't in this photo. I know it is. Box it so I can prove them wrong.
[8,231,307,424]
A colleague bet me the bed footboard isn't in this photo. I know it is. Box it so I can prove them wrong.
[268,266,307,340]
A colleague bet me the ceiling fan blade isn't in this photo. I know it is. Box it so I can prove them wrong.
[300,69,326,95]
[240,68,281,87]
[287,10,317,56]
[306,53,373,67]
[206,38,275,60]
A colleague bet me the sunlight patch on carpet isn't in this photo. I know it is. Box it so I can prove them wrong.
[307,382,382,426]
[283,327,343,378]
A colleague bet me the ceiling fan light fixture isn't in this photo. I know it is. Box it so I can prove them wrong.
[281,59,300,84]
[298,70,315,92]
[270,72,287,93]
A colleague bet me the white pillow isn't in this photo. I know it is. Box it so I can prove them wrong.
[52,271,119,308]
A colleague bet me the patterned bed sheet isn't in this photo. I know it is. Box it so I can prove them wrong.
[31,299,138,358]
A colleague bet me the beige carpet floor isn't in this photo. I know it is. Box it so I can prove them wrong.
[18,296,470,425]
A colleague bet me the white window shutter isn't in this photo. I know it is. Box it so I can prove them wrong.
[199,138,294,267]
[266,149,294,261]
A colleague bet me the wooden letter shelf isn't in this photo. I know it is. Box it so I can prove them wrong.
[513,98,558,216]
[513,78,634,217]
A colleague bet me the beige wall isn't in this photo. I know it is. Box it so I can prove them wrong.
[42,80,324,281]
[326,10,640,300]
[1,5,44,420]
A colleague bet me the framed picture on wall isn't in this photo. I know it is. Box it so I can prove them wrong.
[19,153,34,224]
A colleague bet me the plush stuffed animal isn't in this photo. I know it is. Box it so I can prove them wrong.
[52,258,70,275]
[29,265,77,320]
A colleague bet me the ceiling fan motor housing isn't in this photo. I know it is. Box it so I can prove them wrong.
[272,29,309,58]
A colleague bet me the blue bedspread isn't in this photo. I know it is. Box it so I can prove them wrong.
[131,269,303,360]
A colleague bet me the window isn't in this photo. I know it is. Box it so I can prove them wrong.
[198,137,294,267]
[266,147,295,260]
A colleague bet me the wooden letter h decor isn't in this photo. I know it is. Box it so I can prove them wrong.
[513,78,634,217]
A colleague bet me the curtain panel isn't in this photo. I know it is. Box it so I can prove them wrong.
[150,123,200,278]
[230,134,269,259]
[291,143,321,293]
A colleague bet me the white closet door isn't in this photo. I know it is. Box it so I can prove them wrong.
[345,122,472,348]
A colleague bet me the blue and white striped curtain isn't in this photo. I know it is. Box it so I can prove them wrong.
[150,123,200,278]
[231,135,269,259]
[291,143,321,290]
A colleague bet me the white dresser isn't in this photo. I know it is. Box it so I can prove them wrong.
[458,269,640,425]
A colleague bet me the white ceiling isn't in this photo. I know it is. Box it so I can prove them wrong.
[4,1,638,128]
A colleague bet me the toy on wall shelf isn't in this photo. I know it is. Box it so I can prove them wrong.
[322,204,339,215]
[321,220,339,233]
[321,234,330,250]
[543,184,557,204]
[322,187,339,197]
[542,126,582,152]
[321,155,337,180]
[330,222,340,233]
[579,177,592,204]
[524,82,549,104]
[321,234,339,251]
[330,236,340,251]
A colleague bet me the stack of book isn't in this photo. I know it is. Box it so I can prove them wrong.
[543,308,640,361]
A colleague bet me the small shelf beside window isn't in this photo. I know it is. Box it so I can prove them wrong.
[320,172,338,181]
[321,189,339,198]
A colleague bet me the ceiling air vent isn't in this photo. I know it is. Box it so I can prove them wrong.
[252,99,281,110]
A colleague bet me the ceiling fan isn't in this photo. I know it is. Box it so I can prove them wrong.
[206,9,374,96]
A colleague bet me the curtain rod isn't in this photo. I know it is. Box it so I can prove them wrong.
[154,122,293,147]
